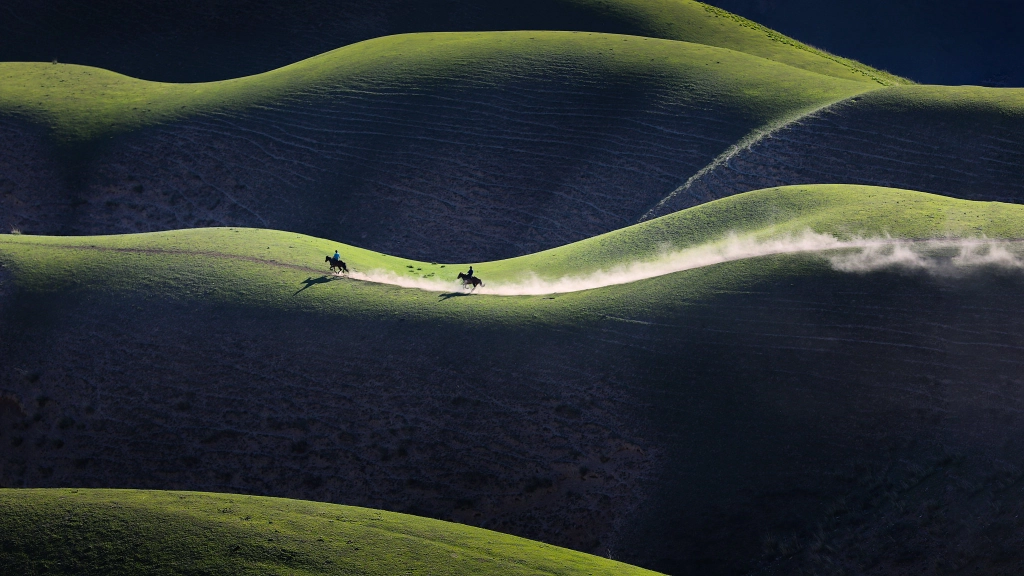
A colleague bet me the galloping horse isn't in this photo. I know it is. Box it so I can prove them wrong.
[457,272,484,290]
[325,255,348,274]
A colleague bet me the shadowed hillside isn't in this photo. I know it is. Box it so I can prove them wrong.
[0,32,871,261]
[0,0,903,84]
[645,85,1024,219]
[5,186,1024,574]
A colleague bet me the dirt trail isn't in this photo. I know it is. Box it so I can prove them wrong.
[354,233,1024,296]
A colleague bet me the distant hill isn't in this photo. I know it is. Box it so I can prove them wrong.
[705,0,1024,86]
[0,0,903,84]
[0,32,871,261]
[5,185,1024,573]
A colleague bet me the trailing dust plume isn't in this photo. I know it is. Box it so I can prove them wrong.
[349,232,1024,296]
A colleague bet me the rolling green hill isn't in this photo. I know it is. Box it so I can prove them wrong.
[645,84,1024,218]
[0,32,874,261]
[3,184,1023,301]
[0,32,876,143]
[4,185,1024,573]
[0,489,658,575]
[0,0,906,84]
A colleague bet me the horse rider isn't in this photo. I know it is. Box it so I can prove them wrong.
[333,249,341,262]
[466,265,474,279]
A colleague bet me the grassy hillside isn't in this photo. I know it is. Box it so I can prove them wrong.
[0,0,905,84]
[646,84,1024,218]
[2,185,1022,301]
[4,186,1024,573]
[0,32,874,261]
[0,489,658,575]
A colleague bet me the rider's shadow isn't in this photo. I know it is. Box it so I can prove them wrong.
[294,275,341,295]
[438,292,473,301]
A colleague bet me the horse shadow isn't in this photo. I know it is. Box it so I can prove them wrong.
[438,291,473,301]
[294,275,342,295]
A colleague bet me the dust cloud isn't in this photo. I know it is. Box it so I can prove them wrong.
[348,232,1024,296]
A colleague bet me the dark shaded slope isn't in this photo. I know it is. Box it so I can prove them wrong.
[0,34,868,261]
[2,84,745,262]
[646,86,1024,219]
[0,297,656,559]
[705,0,1024,86]
[3,256,1024,575]
[0,0,899,84]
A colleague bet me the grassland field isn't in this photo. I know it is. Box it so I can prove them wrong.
[1,2,1022,573]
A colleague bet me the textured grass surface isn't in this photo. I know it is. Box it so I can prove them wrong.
[0,488,658,575]
[0,31,875,143]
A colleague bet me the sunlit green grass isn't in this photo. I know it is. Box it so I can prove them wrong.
[0,489,660,575]
[851,83,1024,118]
[560,0,908,85]
[0,31,875,143]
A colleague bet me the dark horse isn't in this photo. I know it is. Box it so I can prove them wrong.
[325,255,348,274]
[457,272,484,290]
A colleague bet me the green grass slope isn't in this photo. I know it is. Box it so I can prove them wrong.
[0,489,658,575]
[0,32,874,262]
[0,0,905,84]
[646,84,1024,217]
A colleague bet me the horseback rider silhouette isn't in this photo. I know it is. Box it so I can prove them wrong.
[457,266,483,290]
[326,250,348,274]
